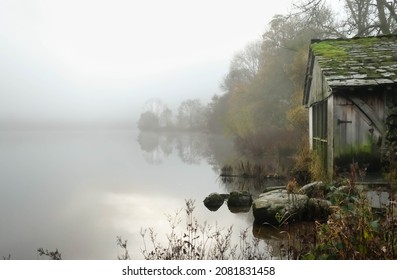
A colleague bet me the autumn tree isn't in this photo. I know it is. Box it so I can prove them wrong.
[205,94,229,133]
[219,41,263,137]
[207,0,341,158]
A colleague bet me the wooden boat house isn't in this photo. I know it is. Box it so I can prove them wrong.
[303,35,397,179]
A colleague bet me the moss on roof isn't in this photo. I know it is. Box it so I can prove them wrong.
[311,41,348,60]
[310,35,397,87]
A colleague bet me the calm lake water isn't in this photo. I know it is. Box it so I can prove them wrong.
[0,129,269,259]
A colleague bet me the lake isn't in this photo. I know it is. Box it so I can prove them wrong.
[0,129,276,259]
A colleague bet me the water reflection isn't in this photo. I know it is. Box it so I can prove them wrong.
[0,130,257,259]
[0,129,322,259]
[137,132,174,164]
[253,222,316,260]
[137,131,237,169]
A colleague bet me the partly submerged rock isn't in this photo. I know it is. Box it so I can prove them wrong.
[227,191,253,207]
[227,191,253,213]
[252,189,331,225]
[203,193,225,211]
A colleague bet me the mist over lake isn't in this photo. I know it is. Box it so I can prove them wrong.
[0,129,261,259]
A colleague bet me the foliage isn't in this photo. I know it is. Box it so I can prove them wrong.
[299,160,397,260]
[140,98,173,130]
[138,98,212,133]
[208,7,333,156]
[139,199,271,260]
[291,139,329,184]
[116,236,130,260]
[177,99,206,131]
[37,248,62,260]
[309,150,328,182]
[303,190,397,259]
[205,94,229,134]
[138,111,160,131]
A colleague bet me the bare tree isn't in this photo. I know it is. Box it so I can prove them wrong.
[230,41,262,82]
[291,0,344,38]
[343,0,377,36]
[142,98,173,128]
[221,40,262,94]
[177,99,205,130]
[295,0,397,37]
[375,0,397,34]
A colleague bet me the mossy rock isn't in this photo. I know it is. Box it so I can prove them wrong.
[227,191,252,213]
[227,191,253,208]
[252,190,331,225]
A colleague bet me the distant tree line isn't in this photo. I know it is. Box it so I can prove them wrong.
[138,98,208,132]
[138,0,397,158]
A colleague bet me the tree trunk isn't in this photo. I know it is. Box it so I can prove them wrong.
[376,0,392,34]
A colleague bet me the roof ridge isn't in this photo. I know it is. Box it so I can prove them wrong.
[311,34,397,44]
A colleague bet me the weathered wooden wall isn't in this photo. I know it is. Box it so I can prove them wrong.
[332,91,385,173]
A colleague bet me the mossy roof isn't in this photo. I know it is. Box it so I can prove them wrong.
[310,35,397,87]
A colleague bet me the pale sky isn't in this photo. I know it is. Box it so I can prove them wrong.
[0,0,295,127]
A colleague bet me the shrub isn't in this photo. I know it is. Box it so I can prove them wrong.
[302,190,397,259]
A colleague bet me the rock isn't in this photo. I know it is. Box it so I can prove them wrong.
[203,193,225,211]
[227,191,253,213]
[252,189,331,225]
[300,181,326,197]
[262,186,286,193]
[253,190,308,225]
[227,191,253,206]
[220,194,230,201]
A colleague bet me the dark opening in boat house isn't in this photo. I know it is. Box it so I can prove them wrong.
[303,35,397,179]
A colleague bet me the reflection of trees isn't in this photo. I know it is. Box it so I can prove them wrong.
[136,131,291,193]
[202,134,236,172]
[137,132,160,153]
[137,132,175,164]
[137,132,213,165]
[176,133,206,164]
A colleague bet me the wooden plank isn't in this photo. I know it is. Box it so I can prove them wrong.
[347,96,385,135]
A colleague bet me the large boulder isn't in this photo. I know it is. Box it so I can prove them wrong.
[203,193,225,211]
[252,189,331,225]
[227,191,253,213]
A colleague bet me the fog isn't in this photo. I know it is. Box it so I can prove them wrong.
[0,0,293,128]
